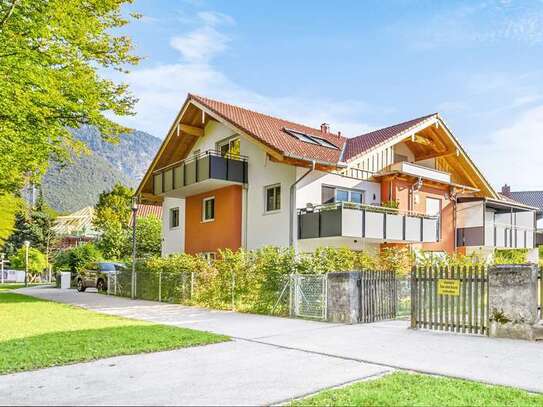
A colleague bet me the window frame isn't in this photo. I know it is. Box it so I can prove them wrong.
[217,136,240,157]
[329,186,365,205]
[169,207,180,229]
[264,183,282,213]
[202,196,215,222]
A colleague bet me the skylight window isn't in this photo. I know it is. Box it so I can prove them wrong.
[283,128,339,149]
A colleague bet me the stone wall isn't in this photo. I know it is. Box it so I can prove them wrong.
[326,272,360,324]
[488,264,539,340]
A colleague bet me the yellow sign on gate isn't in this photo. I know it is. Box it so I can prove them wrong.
[437,279,460,296]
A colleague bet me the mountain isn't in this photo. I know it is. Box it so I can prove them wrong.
[41,126,161,213]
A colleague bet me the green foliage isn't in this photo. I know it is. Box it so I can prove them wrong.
[415,250,488,268]
[381,200,400,209]
[97,223,129,260]
[0,292,228,374]
[9,247,47,279]
[493,249,528,265]
[126,246,412,315]
[0,193,23,246]
[0,0,140,194]
[94,183,134,231]
[3,194,56,257]
[53,243,103,272]
[135,216,162,258]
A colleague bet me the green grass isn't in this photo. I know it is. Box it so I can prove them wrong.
[0,292,229,374]
[292,372,543,406]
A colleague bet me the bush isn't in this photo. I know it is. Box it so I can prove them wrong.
[9,247,47,281]
[494,249,528,265]
[53,243,103,272]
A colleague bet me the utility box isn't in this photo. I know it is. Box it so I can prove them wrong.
[60,272,71,290]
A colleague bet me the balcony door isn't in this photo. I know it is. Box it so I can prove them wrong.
[426,197,442,241]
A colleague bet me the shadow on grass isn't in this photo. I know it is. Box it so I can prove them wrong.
[0,324,228,375]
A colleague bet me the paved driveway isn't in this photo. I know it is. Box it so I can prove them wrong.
[2,287,543,405]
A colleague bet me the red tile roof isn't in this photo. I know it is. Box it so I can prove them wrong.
[343,113,437,162]
[130,204,162,226]
[190,94,347,165]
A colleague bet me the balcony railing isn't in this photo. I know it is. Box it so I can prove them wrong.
[298,202,439,243]
[152,149,248,195]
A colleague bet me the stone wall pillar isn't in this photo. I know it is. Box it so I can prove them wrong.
[326,272,360,324]
[488,264,539,340]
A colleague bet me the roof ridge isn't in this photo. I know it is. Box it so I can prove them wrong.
[352,112,438,140]
[189,93,346,141]
[510,190,543,193]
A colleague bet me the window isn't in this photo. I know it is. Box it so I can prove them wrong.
[218,137,240,157]
[265,184,281,212]
[322,186,365,204]
[283,128,339,150]
[202,197,215,222]
[201,252,216,263]
[169,207,180,229]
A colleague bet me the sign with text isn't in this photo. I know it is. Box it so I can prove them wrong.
[437,279,460,296]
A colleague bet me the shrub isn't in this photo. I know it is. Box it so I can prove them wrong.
[494,249,528,265]
[53,243,103,272]
[9,247,47,281]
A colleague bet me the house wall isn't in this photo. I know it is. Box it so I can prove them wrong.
[184,185,242,254]
[241,137,296,249]
[162,197,185,256]
[296,170,381,208]
[191,120,234,152]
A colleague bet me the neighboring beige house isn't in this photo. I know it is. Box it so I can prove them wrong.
[52,207,99,249]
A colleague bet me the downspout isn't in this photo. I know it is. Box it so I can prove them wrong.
[289,161,316,248]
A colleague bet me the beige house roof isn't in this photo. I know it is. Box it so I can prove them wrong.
[52,207,99,237]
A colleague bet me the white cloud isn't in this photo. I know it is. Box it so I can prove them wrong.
[470,105,543,189]
[118,11,374,139]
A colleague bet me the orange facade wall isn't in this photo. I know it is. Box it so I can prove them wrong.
[380,178,456,254]
[184,185,242,255]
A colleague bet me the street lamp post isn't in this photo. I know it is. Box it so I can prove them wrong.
[131,196,138,299]
[24,240,30,287]
[1,253,5,285]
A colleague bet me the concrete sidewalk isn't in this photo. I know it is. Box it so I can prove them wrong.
[3,286,543,405]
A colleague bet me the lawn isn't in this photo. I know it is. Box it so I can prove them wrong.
[292,372,543,406]
[0,292,228,374]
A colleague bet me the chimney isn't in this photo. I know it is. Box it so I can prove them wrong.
[501,184,511,197]
[320,123,330,134]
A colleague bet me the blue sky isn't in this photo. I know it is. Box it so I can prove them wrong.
[116,0,543,190]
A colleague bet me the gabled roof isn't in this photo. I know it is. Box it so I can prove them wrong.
[508,191,543,212]
[52,207,98,237]
[343,113,437,161]
[190,94,347,165]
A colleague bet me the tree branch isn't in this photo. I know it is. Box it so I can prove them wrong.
[0,0,19,28]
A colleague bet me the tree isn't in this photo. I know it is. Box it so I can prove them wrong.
[53,243,103,272]
[0,0,140,194]
[135,216,162,258]
[97,223,129,260]
[9,247,47,281]
[3,193,56,257]
[94,183,134,231]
